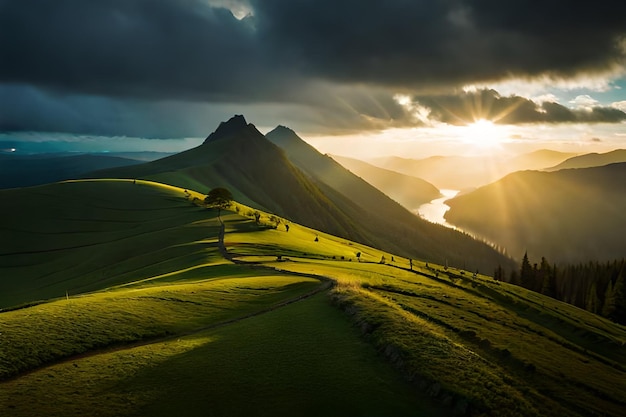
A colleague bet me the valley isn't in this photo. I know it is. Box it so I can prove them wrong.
[1,179,625,416]
[4,2,626,416]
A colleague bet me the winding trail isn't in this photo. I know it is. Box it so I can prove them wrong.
[4,222,334,381]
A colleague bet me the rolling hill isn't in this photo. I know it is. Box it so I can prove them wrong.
[87,115,368,243]
[91,115,513,272]
[545,149,626,171]
[445,163,626,263]
[1,179,625,417]
[370,150,576,190]
[331,154,441,209]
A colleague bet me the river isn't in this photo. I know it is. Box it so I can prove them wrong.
[415,189,507,255]
[414,189,460,229]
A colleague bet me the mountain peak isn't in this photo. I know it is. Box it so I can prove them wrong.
[204,114,250,143]
[271,125,296,134]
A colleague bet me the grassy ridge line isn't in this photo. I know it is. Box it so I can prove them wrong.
[0,179,218,307]
[329,283,538,416]
[382,263,626,367]
[1,293,448,417]
[0,274,322,381]
[248,258,626,416]
[4,179,626,416]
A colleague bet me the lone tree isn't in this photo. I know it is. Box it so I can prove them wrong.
[204,187,233,221]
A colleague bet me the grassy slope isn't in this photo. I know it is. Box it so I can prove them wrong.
[90,123,370,248]
[1,179,625,416]
[266,126,514,273]
[0,179,225,307]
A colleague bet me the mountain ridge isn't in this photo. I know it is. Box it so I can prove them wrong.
[545,149,626,171]
[90,115,514,272]
[445,162,626,263]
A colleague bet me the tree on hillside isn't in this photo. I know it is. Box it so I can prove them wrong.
[539,258,557,298]
[520,251,533,290]
[494,265,504,281]
[204,187,233,221]
[586,281,601,314]
[603,269,626,324]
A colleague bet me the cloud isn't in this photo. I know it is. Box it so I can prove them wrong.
[252,0,626,88]
[569,95,599,110]
[1,0,625,136]
[410,89,626,125]
[2,0,625,101]
[0,0,282,101]
[612,101,626,112]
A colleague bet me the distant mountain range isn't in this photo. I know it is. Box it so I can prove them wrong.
[445,163,626,263]
[370,149,577,190]
[545,149,626,171]
[90,115,513,272]
[0,153,141,189]
[330,154,441,210]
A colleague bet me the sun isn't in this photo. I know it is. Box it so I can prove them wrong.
[461,119,503,148]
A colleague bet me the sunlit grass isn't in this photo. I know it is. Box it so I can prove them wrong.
[2,179,626,417]
[0,294,448,417]
[0,274,320,380]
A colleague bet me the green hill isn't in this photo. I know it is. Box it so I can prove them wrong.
[331,154,441,209]
[265,125,513,272]
[88,115,368,244]
[1,179,625,417]
[91,115,513,272]
[445,163,626,263]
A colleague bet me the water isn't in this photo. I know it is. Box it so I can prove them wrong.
[414,189,460,229]
[415,189,507,255]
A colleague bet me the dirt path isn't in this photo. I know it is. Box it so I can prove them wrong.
[3,224,334,382]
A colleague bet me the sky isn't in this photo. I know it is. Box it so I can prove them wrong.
[1,0,626,158]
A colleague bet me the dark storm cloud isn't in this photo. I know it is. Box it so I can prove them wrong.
[414,90,626,125]
[3,0,626,101]
[0,0,286,100]
[1,0,626,136]
[252,0,626,88]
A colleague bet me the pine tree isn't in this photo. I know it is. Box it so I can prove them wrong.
[602,279,614,318]
[541,267,557,298]
[586,281,600,314]
[520,251,533,290]
[494,265,504,281]
[604,269,626,324]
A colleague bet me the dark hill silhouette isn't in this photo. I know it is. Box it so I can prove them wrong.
[265,125,513,271]
[445,163,626,263]
[545,149,626,171]
[331,154,441,209]
[92,116,513,271]
[0,154,140,189]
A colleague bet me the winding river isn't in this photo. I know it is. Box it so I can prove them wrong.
[415,189,506,255]
[414,189,460,229]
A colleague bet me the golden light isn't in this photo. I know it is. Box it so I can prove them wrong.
[461,118,503,148]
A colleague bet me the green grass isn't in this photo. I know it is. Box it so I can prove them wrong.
[0,272,321,380]
[2,179,626,417]
[0,294,449,417]
[0,179,221,307]
[221,217,626,416]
